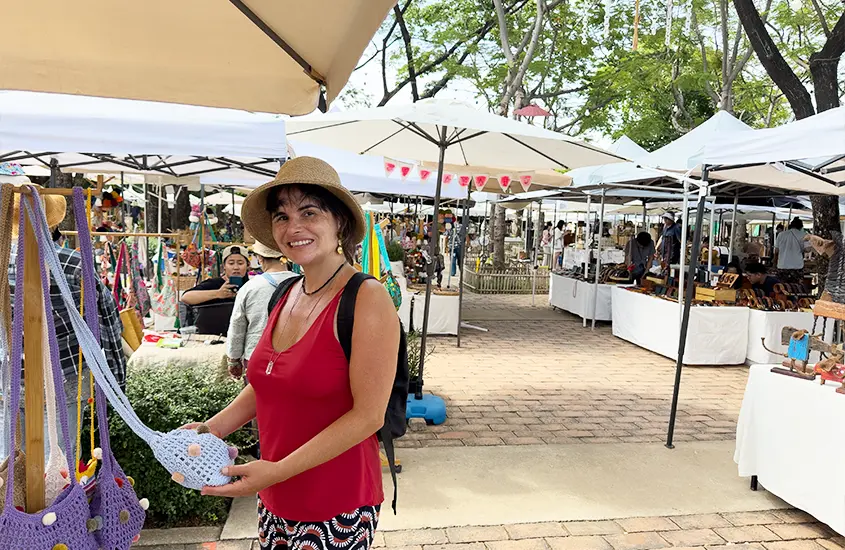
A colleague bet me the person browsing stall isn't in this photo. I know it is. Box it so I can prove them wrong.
[191,157,399,550]
[625,231,656,284]
[745,262,780,294]
[658,212,682,268]
[181,245,250,306]
[225,242,295,379]
[774,217,808,283]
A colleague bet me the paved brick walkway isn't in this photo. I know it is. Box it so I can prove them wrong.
[141,510,843,549]
[404,294,748,448]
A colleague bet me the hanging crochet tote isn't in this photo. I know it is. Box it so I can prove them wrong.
[68,188,148,548]
[29,188,237,494]
[0,189,98,550]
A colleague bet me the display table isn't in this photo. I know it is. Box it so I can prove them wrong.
[398,291,459,335]
[746,309,833,364]
[127,334,228,379]
[562,248,625,270]
[549,273,626,321]
[735,365,845,535]
[611,287,749,365]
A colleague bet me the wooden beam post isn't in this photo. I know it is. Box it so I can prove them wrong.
[23,199,45,512]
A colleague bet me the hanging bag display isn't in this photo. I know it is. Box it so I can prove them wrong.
[69,188,147,549]
[0,189,98,550]
[28,188,237,493]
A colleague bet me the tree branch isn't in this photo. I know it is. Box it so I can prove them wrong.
[691,7,721,105]
[531,84,590,100]
[393,3,419,102]
[810,11,845,111]
[493,0,516,65]
[499,0,546,113]
[810,0,832,38]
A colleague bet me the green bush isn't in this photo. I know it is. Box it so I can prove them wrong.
[90,366,255,527]
[386,240,406,262]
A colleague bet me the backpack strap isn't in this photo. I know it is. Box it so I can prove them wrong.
[261,272,281,289]
[266,275,303,316]
[337,272,400,514]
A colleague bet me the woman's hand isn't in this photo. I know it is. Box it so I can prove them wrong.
[215,284,237,300]
[201,460,288,498]
[228,359,244,380]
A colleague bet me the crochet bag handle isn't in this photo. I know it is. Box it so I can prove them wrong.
[71,188,117,476]
[24,189,159,448]
[5,193,78,506]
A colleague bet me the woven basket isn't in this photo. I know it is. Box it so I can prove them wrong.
[175,275,198,292]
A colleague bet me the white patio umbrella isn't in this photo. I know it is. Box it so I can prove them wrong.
[286,99,626,399]
[0,0,395,114]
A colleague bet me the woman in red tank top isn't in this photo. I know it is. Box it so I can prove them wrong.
[198,157,400,550]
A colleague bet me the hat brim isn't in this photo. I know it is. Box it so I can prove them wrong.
[11,192,67,235]
[241,168,366,253]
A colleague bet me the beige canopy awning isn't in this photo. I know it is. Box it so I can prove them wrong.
[0,0,395,114]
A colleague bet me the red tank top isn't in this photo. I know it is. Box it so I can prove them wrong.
[247,286,383,521]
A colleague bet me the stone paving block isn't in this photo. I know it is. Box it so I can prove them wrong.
[424,544,487,550]
[138,527,223,546]
[705,544,765,550]
[447,526,510,543]
[605,532,671,550]
[213,542,254,550]
[768,525,832,540]
[772,511,818,524]
[616,517,680,533]
[661,529,726,547]
[546,536,613,550]
[385,529,449,546]
[671,514,733,530]
[563,521,625,536]
[505,523,568,539]
[373,532,385,547]
[816,539,845,550]
[763,542,827,550]
[463,437,506,446]
[714,526,781,543]
[486,539,550,550]
[723,512,785,526]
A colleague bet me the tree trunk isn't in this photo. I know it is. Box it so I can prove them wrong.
[487,203,497,255]
[493,198,507,269]
[171,188,191,232]
[146,183,162,233]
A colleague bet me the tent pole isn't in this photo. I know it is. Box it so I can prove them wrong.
[728,191,738,262]
[678,181,689,322]
[583,195,592,328]
[417,127,448,399]
[158,182,163,234]
[707,197,715,275]
[642,201,647,233]
[592,188,606,330]
[788,203,793,224]
[456,180,471,348]
[533,199,542,306]
[551,200,558,268]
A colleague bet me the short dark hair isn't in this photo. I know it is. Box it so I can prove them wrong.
[790,217,803,230]
[556,220,564,230]
[266,184,357,264]
[635,232,652,246]
[745,262,767,275]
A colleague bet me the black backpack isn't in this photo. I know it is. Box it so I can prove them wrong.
[267,272,409,513]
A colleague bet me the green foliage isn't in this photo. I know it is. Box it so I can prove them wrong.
[386,240,406,262]
[406,330,435,382]
[92,366,255,527]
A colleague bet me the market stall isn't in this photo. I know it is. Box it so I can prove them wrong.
[549,272,627,321]
[127,333,228,380]
[398,291,459,335]
[735,365,845,536]
[562,248,624,270]
[611,287,749,365]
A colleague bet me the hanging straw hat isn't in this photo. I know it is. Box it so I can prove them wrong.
[251,241,284,259]
[10,183,67,235]
[241,156,366,252]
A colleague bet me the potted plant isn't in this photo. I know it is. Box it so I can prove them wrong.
[386,240,405,276]
[406,330,434,395]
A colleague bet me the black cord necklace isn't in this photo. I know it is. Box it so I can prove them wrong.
[302,262,346,296]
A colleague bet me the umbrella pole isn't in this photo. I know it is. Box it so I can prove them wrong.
[642,201,647,233]
[728,191,738,262]
[551,200,558,268]
[678,181,689,322]
[417,127,448,400]
[708,197,715,275]
[457,180,471,347]
[158,183,163,234]
[667,171,709,449]
[533,199,542,306]
[583,196,592,328]
[592,189,606,330]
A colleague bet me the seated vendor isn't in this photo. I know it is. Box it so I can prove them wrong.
[180,245,250,333]
[745,262,779,295]
[723,259,750,289]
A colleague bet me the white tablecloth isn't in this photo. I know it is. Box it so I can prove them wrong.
[562,248,625,270]
[746,309,833,364]
[398,291,459,335]
[611,287,749,365]
[549,273,624,321]
[735,365,845,535]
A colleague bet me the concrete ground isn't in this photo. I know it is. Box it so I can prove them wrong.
[139,294,841,550]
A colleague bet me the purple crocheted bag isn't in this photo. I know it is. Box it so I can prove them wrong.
[0,190,98,550]
[70,188,146,548]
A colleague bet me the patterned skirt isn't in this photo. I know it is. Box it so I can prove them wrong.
[257,498,380,550]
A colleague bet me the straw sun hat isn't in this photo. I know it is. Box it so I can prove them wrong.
[10,184,67,235]
[241,156,366,252]
[251,241,284,259]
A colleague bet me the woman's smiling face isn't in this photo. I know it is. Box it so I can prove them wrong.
[271,187,340,267]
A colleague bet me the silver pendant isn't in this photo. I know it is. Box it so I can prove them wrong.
[265,360,274,375]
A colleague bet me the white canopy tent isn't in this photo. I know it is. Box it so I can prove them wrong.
[0,91,286,178]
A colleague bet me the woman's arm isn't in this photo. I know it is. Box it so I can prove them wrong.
[203,279,399,497]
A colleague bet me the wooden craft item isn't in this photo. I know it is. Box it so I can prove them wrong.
[763,327,816,379]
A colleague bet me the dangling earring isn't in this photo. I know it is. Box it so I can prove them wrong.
[337,238,343,255]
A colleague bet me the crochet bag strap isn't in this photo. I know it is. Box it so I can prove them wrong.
[113,240,127,308]
[5,192,78,507]
[26,189,159,449]
[0,184,13,344]
[72,188,118,476]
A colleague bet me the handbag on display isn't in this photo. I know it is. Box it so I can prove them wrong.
[0,189,98,549]
[30,188,237,494]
